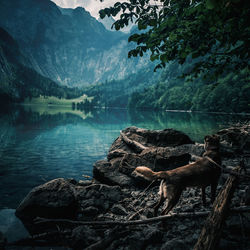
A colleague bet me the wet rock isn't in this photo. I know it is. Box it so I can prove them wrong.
[15,178,77,220]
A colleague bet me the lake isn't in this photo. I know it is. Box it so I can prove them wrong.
[0,105,249,244]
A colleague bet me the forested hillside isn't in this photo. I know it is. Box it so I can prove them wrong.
[84,65,158,108]
[128,62,250,113]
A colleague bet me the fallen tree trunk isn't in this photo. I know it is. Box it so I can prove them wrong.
[194,165,243,250]
[120,132,147,153]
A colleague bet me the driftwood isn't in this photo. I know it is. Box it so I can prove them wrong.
[34,206,250,227]
[194,165,243,250]
[120,132,147,153]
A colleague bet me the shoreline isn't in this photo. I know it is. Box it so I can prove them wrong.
[16,103,250,116]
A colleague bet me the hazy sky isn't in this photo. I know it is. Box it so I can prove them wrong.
[51,0,118,18]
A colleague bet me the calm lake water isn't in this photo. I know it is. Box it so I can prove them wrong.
[0,105,249,210]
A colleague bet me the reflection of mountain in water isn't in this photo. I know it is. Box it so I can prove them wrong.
[0,106,248,210]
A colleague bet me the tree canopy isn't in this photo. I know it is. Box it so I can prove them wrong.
[99,0,249,78]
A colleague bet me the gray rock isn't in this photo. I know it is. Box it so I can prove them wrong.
[217,125,250,156]
[78,180,92,186]
[93,160,135,187]
[16,178,77,220]
[111,204,128,215]
[177,224,188,231]
[109,127,194,155]
[76,184,123,212]
[94,127,198,187]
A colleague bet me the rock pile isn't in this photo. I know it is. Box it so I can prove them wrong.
[12,125,250,249]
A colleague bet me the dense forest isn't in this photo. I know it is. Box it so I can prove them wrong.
[100,0,250,113]
[128,62,250,113]
[83,65,158,108]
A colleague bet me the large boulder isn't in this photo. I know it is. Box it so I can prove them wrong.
[15,178,77,220]
[217,124,250,156]
[109,126,194,154]
[93,127,202,187]
[16,178,123,221]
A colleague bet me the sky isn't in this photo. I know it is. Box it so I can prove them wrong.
[51,0,118,19]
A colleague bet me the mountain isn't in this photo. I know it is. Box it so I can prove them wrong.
[98,16,134,33]
[0,0,150,87]
[0,27,81,104]
[98,16,116,31]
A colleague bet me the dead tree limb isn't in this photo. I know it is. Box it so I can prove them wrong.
[34,211,214,227]
[34,206,250,228]
[194,165,243,250]
[120,132,147,153]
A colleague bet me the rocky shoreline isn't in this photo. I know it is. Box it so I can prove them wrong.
[3,125,250,249]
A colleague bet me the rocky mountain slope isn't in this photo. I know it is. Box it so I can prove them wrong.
[0,27,80,103]
[0,0,149,87]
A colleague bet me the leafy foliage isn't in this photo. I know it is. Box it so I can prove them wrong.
[99,0,249,78]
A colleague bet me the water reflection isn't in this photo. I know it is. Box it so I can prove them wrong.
[0,105,248,210]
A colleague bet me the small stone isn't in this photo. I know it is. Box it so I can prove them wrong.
[78,180,92,186]
[177,224,188,231]
[111,204,128,216]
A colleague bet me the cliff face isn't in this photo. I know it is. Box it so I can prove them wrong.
[0,27,79,103]
[0,0,148,87]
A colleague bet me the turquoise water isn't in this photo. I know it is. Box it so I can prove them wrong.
[0,106,248,210]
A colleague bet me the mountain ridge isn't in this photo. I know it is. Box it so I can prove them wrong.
[0,0,150,87]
